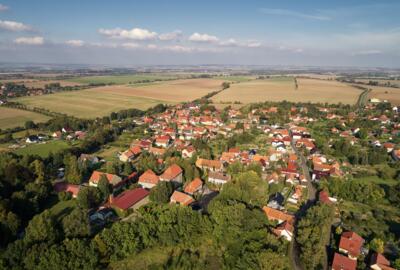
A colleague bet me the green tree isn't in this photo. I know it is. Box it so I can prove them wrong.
[77,187,102,209]
[62,208,90,238]
[149,181,173,203]
[64,154,82,184]
[24,210,60,245]
[98,174,112,201]
[30,160,45,183]
[369,238,384,254]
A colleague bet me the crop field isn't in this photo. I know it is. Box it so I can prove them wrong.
[15,79,222,118]
[65,74,181,85]
[212,77,360,105]
[365,85,400,105]
[354,79,400,88]
[16,90,168,118]
[0,107,51,130]
[96,78,224,102]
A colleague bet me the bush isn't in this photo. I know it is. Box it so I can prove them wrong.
[58,191,72,201]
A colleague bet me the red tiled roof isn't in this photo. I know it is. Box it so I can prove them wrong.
[138,169,159,185]
[370,253,395,270]
[319,191,333,205]
[339,231,364,258]
[112,188,149,210]
[184,178,203,194]
[170,190,194,206]
[332,253,357,270]
[89,171,121,185]
[262,206,295,224]
[54,182,80,197]
[160,164,182,181]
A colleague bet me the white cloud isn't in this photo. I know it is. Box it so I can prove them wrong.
[259,8,331,21]
[0,4,8,11]
[352,50,382,56]
[246,41,262,48]
[218,38,239,47]
[121,42,140,49]
[14,36,44,45]
[159,30,182,41]
[99,27,158,40]
[189,32,219,43]
[66,40,84,47]
[164,45,193,53]
[0,20,31,31]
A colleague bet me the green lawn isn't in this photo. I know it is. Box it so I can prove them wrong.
[49,199,77,222]
[15,140,73,157]
[65,74,179,85]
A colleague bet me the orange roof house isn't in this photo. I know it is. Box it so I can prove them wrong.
[89,171,122,188]
[184,178,203,195]
[160,164,183,183]
[195,158,223,171]
[170,191,194,206]
[138,169,159,189]
[262,206,295,225]
[339,231,365,260]
[332,253,357,270]
[370,253,396,270]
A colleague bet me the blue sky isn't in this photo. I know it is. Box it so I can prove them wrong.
[0,0,399,67]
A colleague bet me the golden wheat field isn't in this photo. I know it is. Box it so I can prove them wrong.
[212,77,360,104]
[366,85,400,105]
[89,78,224,102]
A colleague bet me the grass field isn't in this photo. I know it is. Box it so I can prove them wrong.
[364,85,400,105]
[65,74,180,85]
[16,78,223,118]
[0,107,51,130]
[14,140,72,157]
[212,77,360,105]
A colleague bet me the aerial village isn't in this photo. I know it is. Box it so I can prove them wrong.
[44,98,400,269]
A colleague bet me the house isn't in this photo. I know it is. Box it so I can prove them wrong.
[89,208,115,222]
[54,182,80,198]
[267,192,285,210]
[119,149,135,162]
[208,171,231,185]
[155,135,171,148]
[110,188,150,211]
[160,164,183,183]
[52,131,62,139]
[79,154,99,166]
[332,253,357,270]
[170,190,194,206]
[184,178,203,195]
[149,146,166,156]
[26,135,40,144]
[319,190,337,205]
[195,158,223,172]
[392,149,400,161]
[138,169,159,189]
[182,146,196,158]
[89,171,123,188]
[273,221,294,241]
[262,206,295,225]
[339,231,365,260]
[370,253,396,270]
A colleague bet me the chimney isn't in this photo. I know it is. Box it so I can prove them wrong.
[108,194,114,204]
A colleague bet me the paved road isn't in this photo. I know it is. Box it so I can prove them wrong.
[289,138,317,270]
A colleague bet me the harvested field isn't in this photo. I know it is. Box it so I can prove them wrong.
[0,79,84,88]
[354,79,400,88]
[95,78,224,102]
[212,77,360,105]
[0,107,51,130]
[65,74,180,85]
[365,85,400,105]
[16,91,168,119]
